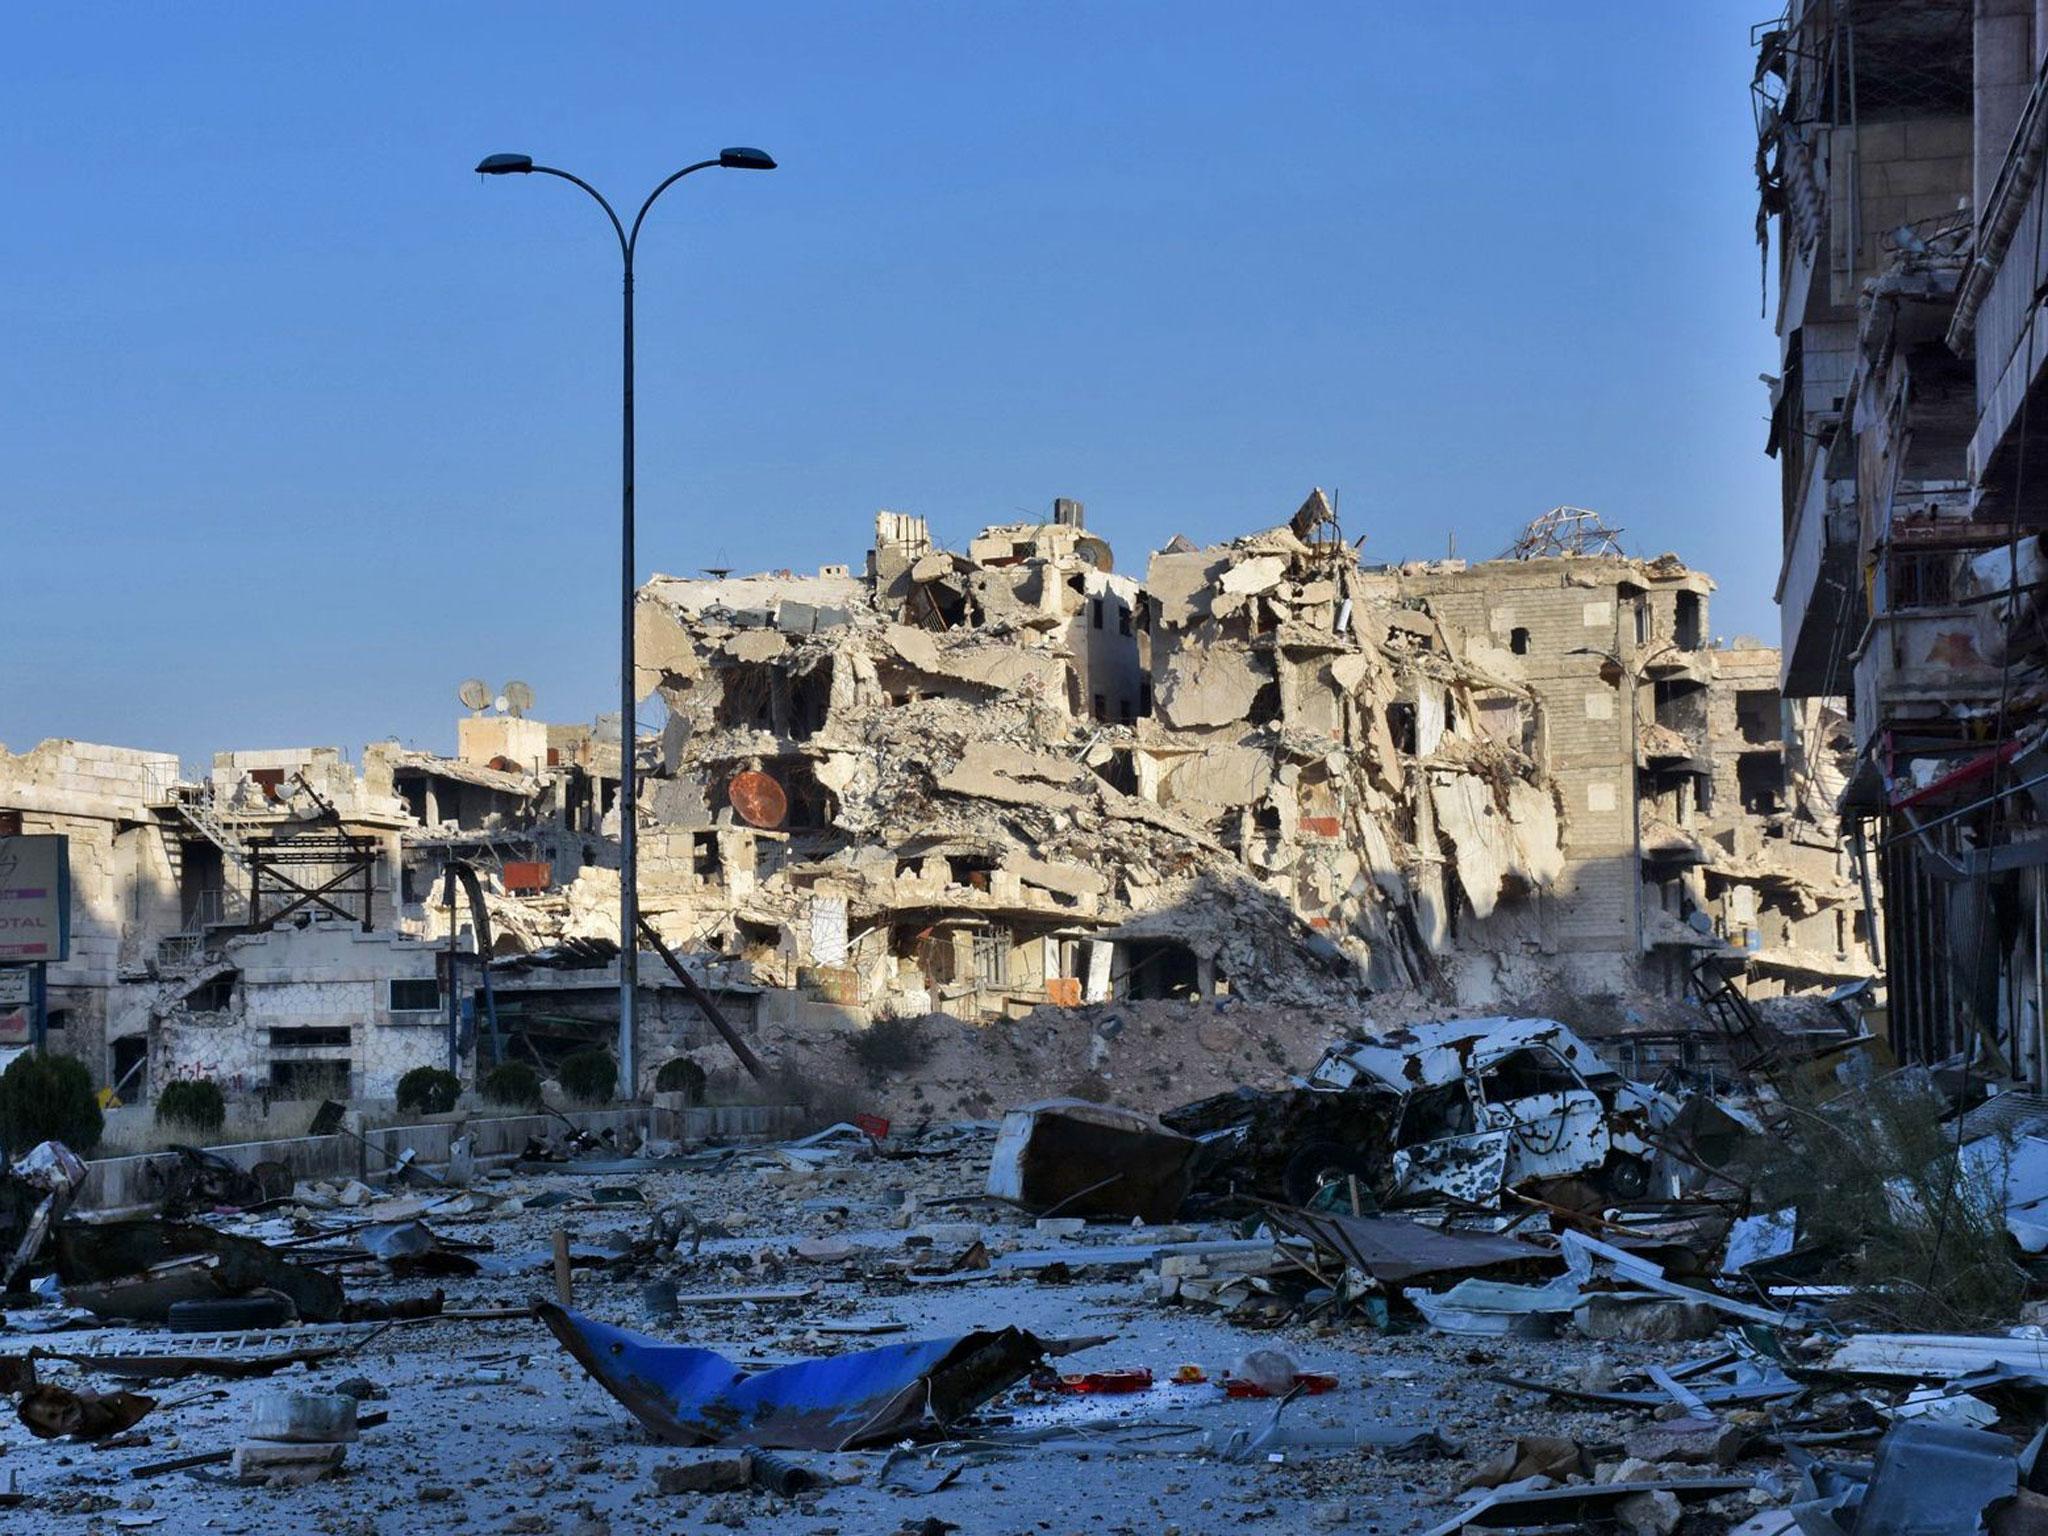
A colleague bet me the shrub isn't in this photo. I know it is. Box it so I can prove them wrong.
[395,1066,461,1117]
[559,1048,618,1105]
[0,1051,104,1156]
[481,1061,543,1110]
[154,1077,226,1137]
[849,1014,932,1082]
[654,1056,706,1104]
[1736,1073,2026,1330]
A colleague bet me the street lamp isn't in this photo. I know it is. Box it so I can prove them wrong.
[476,146,776,1099]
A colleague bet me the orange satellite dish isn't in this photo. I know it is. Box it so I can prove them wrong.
[729,770,788,829]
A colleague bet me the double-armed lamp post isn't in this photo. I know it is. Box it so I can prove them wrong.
[475,146,776,1098]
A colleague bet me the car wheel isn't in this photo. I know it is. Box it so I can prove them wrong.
[1600,1153,1652,1201]
[1280,1140,1380,1208]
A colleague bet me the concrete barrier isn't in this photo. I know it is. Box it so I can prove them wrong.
[72,1101,805,1215]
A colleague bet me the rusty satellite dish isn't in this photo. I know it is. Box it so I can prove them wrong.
[729,771,788,829]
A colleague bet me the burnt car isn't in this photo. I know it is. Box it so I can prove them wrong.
[1163,1016,1660,1209]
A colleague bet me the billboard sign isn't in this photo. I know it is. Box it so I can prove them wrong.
[0,834,70,962]
[0,967,31,1045]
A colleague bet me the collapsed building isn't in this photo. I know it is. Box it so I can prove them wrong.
[0,497,1875,1105]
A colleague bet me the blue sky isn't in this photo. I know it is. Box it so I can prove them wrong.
[2,3,1779,765]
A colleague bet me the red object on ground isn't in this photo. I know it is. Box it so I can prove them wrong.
[852,1113,891,1140]
[1059,1368,1155,1395]
[1222,1371,1338,1399]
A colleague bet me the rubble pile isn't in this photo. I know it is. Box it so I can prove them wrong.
[4,1010,2048,1533]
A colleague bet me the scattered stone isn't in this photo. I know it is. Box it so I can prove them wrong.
[1615,1487,1683,1536]
[653,1455,754,1495]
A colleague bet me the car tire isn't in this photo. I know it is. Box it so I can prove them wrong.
[168,1294,297,1333]
[1600,1153,1652,1201]
[1280,1140,1380,1208]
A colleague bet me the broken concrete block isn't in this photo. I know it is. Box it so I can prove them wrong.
[1615,1488,1683,1536]
[334,1180,375,1209]
[908,1223,982,1248]
[1574,1295,1717,1342]
[248,1390,358,1444]
[1625,1416,1744,1468]
[792,1237,855,1263]
[1033,1218,1086,1239]
[232,1440,348,1487]
[652,1455,753,1494]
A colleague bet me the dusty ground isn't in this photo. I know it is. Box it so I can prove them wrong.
[2,1128,1789,1535]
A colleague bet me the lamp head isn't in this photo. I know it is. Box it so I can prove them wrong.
[475,153,535,175]
[718,147,776,171]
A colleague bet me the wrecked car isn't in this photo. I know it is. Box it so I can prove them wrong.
[1164,1017,1659,1208]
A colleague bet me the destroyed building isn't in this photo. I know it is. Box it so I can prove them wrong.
[0,495,1873,1105]
[1756,0,2048,1083]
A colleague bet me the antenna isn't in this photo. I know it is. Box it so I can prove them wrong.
[503,680,535,718]
[457,679,490,713]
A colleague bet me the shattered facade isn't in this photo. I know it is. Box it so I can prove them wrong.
[1757,0,2048,1081]
[2,495,1870,1102]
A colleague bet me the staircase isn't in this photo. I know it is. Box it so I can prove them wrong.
[1687,952,1783,1081]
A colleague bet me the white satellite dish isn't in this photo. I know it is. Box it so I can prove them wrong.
[457,678,490,712]
[503,680,535,718]
[493,695,510,714]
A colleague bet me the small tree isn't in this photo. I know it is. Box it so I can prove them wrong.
[558,1048,618,1105]
[154,1078,226,1137]
[654,1056,706,1104]
[0,1051,104,1156]
[481,1061,543,1111]
[395,1066,461,1117]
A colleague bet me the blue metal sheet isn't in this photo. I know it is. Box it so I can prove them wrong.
[538,1303,1049,1449]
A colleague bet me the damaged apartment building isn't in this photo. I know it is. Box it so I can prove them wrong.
[1755,0,2048,1084]
[0,497,1872,1104]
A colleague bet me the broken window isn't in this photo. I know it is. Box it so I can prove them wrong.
[946,854,998,891]
[271,1059,351,1098]
[1890,549,1955,609]
[714,662,777,731]
[1118,604,1132,636]
[1091,598,1105,630]
[389,979,440,1013]
[1510,627,1531,655]
[1674,590,1703,650]
[1633,600,1650,648]
[1735,689,1779,745]
[1139,679,1153,716]
[1737,751,1786,815]
[1476,1047,1584,1104]
[268,1026,351,1048]
[1387,702,1417,755]
[187,974,236,1013]
[1246,680,1281,726]
[1092,692,1107,722]
[250,767,287,802]
[691,831,721,879]
[1394,1081,1477,1147]
[1119,696,1134,723]
[1135,598,1152,634]
[973,929,1009,987]
[787,658,833,739]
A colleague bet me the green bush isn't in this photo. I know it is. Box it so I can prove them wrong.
[481,1061,543,1110]
[558,1048,618,1105]
[395,1066,461,1117]
[0,1051,104,1156]
[654,1056,706,1104]
[154,1077,226,1137]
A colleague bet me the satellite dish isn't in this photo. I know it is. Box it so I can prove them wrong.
[503,680,535,718]
[493,694,510,714]
[729,771,789,829]
[458,679,490,712]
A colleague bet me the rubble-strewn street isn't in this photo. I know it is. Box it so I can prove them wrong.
[19,2,2048,1532]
